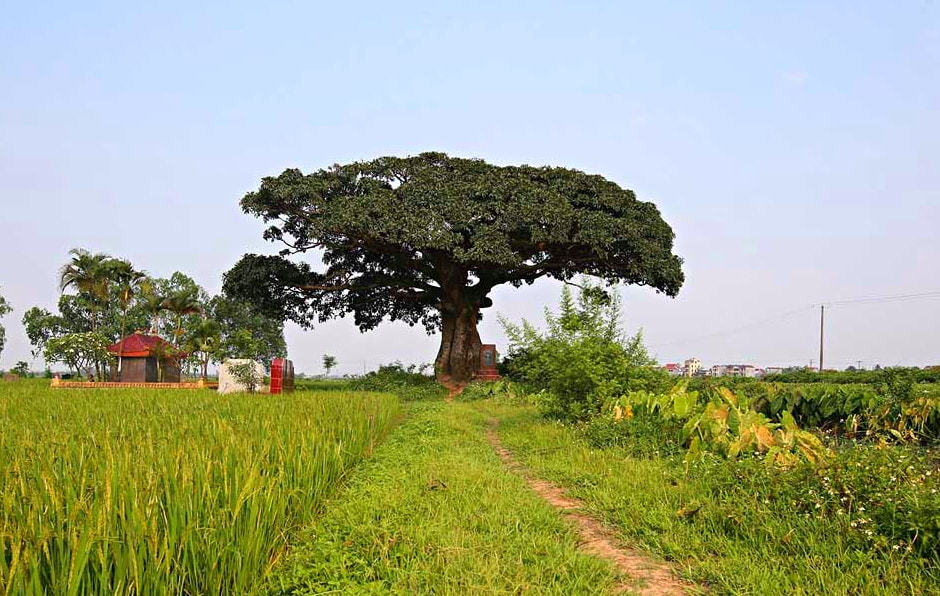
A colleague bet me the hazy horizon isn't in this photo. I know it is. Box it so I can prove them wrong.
[2,2,938,375]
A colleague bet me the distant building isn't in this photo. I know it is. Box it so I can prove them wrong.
[664,363,684,376]
[707,364,724,376]
[709,364,758,378]
[684,358,702,377]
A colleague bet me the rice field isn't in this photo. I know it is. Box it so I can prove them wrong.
[0,380,399,594]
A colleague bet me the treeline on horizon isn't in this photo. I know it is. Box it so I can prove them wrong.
[764,367,940,385]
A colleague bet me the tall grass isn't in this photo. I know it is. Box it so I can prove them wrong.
[0,381,399,594]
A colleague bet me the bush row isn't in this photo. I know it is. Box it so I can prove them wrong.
[764,367,940,384]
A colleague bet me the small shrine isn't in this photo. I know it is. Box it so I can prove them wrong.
[474,344,501,381]
[106,332,184,383]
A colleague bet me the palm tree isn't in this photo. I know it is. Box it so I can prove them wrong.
[162,288,203,347]
[58,249,111,333]
[147,339,180,383]
[137,279,167,335]
[185,318,221,381]
[108,259,147,378]
[59,248,111,380]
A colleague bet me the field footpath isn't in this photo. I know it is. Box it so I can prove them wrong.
[485,417,693,596]
[264,400,622,594]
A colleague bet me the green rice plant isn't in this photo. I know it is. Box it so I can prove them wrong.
[0,382,399,594]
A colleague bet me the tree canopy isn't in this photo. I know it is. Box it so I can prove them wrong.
[224,152,683,385]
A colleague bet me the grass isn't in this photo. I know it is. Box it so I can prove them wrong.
[0,379,400,594]
[478,401,940,595]
[265,400,619,595]
[294,378,355,392]
[10,371,933,594]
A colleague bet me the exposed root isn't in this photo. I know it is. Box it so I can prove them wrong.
[486,419,695,596]
[436,374,467,402]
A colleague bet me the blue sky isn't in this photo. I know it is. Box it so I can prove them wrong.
[1,1,938,373]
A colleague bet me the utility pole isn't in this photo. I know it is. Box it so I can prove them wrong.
[819,304,825,372]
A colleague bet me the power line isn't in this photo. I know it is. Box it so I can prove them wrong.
[822,290,940,307]
[649,290,940,350]
[648,305,814,348]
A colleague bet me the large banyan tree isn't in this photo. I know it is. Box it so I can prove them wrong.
[223,152,683,386]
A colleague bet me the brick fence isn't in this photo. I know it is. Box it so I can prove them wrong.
[50,379,218,390]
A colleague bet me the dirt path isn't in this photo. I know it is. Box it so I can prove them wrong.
[486,419,694,596]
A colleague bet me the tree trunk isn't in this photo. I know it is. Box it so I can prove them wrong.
[434,300,483,388]
[118,304,128,381]
[90,308,101,382]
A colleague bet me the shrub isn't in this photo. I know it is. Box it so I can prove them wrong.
[228,361,263,393]
[500,280,669,420]
[349,362,446,401]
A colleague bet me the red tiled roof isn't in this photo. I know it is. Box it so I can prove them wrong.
[107,333,183,358]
